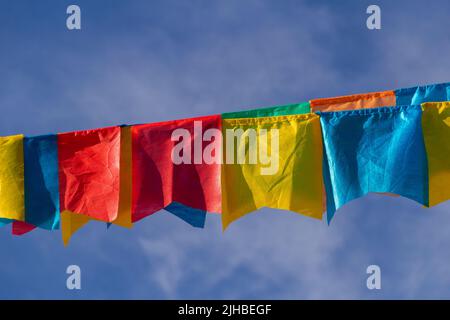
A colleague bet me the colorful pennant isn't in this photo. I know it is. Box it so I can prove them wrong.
[1,82,449,245]
[12,134,60,235]
[131,115,222,228]
[319,105,429,223]
[421,102,450,207]
[58,126,121,245]
[221,114,324,229]
[0,135,25,222]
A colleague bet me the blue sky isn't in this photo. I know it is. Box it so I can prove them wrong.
[0,0,449,299]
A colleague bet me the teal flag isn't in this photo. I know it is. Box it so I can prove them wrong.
[222,102,310,119]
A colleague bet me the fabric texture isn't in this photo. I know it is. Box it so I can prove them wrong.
[24,135,59,228]
[58,126,121,245]
[132,115,222,227]
[421,102,450,207]
[221,114,324,229]
[0,135,25,222]
[58,126,121,221]
[319,105,429,223]
[60,126,133,243]
[310,90,395,112]
[396,82,450,105]
[12,134,60,235]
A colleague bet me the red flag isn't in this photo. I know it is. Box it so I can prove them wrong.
[58,127,121,222]
[132,115,222,222]
[12,221,36,235]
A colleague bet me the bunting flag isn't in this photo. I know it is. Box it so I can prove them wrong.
[132,115,222,227]
[221,114,324,229]
[0,135,25,222]
[12,134,60,235]
[0,82,449,245]
[222,103,326,222]
[222,102,310,119]
[310,83,450,203]
[310,90,395,112]
[319,105,429,223]
[12,221,36,235]
[309,84,445,203]
[58,126,121,245]
[396,82,450,105]
[421,102,450,207]
[62,126,134,236]
[312,90,398,199]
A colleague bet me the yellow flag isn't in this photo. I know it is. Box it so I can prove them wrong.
[61,126,133,246]
[0,134,25,221]
[221,114,324,229]
[61,210,90,246]
[422,102,450,207]
[114,126,133,228]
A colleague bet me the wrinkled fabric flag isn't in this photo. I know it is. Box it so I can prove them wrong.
[311,84,448,201]
[222,103,324,226]
[0,135,25,222]
[396,82,450,105]
[132,115,222,227]
[421,102,450,207]
[221,114,324,229]
[319,105,429,223]
[58,126,121,245]
[310,90,395,112]
[12,134,60,235]
[64,126,133,236]
[222,102,310,119]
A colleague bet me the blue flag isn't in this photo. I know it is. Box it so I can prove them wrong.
[395,82,450,105]
[165,202,207,228]
[318,105,429,223]
[24,134,60,230]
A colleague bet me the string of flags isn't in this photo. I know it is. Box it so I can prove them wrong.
[1,82,449,245]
